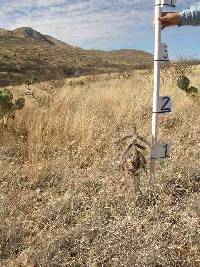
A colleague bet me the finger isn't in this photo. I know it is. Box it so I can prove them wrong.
[161,25,167,30]
[159,16,169,23]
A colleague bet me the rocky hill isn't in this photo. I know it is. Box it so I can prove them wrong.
[0,27,153,86]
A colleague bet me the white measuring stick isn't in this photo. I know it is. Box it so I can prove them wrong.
[151,0,176,180]
[151,1,162,180]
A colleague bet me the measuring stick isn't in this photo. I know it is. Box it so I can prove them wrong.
[151,2,162,180]
[151,0,176,180]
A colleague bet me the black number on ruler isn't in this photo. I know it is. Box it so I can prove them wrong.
[161,97,171,113]
[162,144,169,158]
[163,45,168,59]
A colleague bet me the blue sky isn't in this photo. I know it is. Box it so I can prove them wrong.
[0,0,200,58]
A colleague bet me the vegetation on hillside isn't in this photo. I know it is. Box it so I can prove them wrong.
[0,27,153,87]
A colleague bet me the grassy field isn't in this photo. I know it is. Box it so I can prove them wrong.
[0,68,199,266]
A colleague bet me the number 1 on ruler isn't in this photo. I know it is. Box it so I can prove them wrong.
[151,143,171,160]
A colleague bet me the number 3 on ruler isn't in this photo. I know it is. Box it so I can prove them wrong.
[154,96,172,114]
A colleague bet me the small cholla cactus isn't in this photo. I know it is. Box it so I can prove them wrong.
[177,75,198,95]
[0,88,25,127]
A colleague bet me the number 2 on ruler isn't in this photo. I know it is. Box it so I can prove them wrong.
[161,96,171,112]
[154,96,172,113]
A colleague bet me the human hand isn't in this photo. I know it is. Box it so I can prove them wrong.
[159,12,182,29]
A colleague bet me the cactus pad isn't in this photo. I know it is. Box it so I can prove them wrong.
[0,89,13,105]
[186,86,198,94]
[0,89,25,121]
[14,98,25,110]
[177,75,190,91]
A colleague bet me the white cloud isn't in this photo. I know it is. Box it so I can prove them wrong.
[0,0,191,49]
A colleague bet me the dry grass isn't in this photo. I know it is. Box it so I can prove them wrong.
[0,69,199,267]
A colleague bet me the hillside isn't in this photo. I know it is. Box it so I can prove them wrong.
[0,27,153,86]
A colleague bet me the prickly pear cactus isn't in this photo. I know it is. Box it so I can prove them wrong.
[185,86,198,95]
[0,89,13,118]
[0,89,25,124]
[0,88,13,104]
[177,75,199,96]
[177,75,190,91]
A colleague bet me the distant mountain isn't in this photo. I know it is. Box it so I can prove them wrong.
[0,28,11,37]
[44,35,72,47]
[12,27,54,44]
[0,27,153,86]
